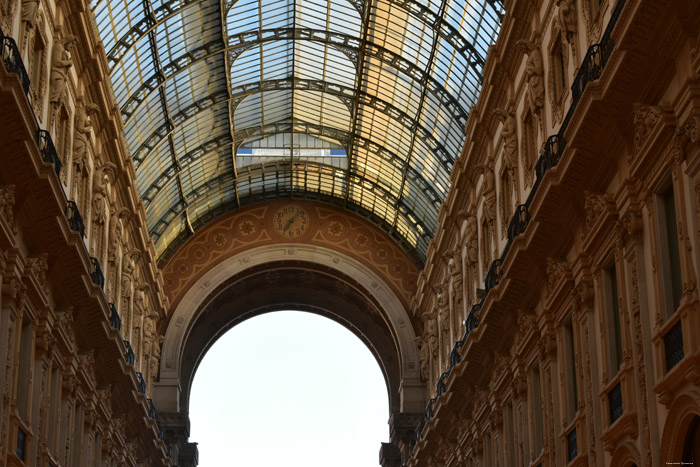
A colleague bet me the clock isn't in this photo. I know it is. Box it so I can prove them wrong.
[272,204,310,239]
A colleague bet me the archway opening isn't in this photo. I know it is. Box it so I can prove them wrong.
[189,310,390,466]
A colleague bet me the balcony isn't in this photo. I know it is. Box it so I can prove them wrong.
[148,399,157,419]
[1,30,30,96]
[89,257,105,288]
[136,372,146,394]
[535,134,567,182]
[570,0,623,105]
[123,340,135,365]
[35,130,62,177]
[65,201,85,238]
[485,259,503,291]
[507,204,530,242]
[109,302,121,331]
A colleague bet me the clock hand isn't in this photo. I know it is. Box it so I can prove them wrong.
[282,211,301,233]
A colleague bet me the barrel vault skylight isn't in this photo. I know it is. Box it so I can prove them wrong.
[91,0,504,265]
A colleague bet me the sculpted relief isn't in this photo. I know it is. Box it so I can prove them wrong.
[516,40,545,117]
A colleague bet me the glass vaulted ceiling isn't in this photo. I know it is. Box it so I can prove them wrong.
[92,0,504,265]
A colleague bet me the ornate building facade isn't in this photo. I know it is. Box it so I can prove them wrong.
[0,0,698,466]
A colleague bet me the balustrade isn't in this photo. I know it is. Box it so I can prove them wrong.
[485,259,502,290]
[136,372,146,394]
[65,201,85,238]
[507,204,530,242]
[0,30,30,96]
[148,399,157,419]
[109,302,121,331]
[124,340,135,365]
[90,256,105,288]
[35,130,62,176]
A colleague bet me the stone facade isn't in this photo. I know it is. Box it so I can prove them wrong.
[407,0,700,466]
[0,0,173,462]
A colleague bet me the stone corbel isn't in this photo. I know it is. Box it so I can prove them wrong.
[672,116,699,165]
[0,185,17,235]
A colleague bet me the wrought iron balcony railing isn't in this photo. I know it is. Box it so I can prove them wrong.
[571,0,624,105]
[664,320,684,372]
[449,340,462,368]
[148,399,157,419]
[35,130,62,176]
[608,382,623,425]
[89,256,105,288]
[109,302,121,331]
[436,371,448,396]
[415,419,426,441]
[485,259,503,291]
[464,304,480,334]
[425,397,436,420]
[123,340,135,365]
[507,204,530,242]
[0,30,30,96]
[157,420,165,441]
[535,134,567,182]
[136,371,146,394]
[65,201,85,238]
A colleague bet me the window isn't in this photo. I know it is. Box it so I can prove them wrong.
[16,314,33,420]
[55,107,70,183]
[506,400,516,466]
[531,365,544,456]
[522,110,537,186]
[564,321,578,422]
[657,184,683,317]
[552,38,566,99]
[30,32,46,101]
[71,401,83,465]
[48,364,61,453]
[603,264,623,374]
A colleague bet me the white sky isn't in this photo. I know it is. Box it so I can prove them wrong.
[189,310,390,466]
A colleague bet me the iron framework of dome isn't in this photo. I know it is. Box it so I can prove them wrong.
[91,0,504,266]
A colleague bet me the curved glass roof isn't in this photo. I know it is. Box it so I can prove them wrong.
[92,0,504,265]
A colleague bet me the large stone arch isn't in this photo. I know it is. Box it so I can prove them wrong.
[152,201,426,464]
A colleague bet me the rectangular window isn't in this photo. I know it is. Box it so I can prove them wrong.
[72,402,83,465]
[506,400,516,466]
[531,365,544,456]
[553,40,566,98]
[48,365,61,453]
[603,264,623,374]
[16,314,33,420]
[658,185,683,317]
[564,322,578,422]
[523,111,537,179]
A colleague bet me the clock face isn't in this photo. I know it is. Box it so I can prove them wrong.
[273,204,310,238]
